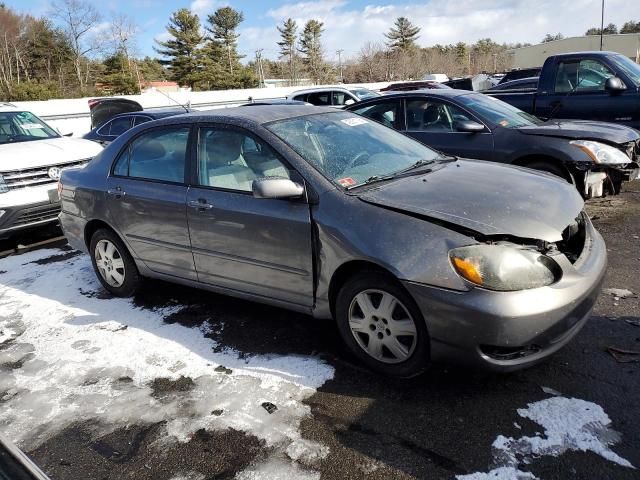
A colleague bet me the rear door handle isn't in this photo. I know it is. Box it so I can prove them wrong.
[107,187,125,198]
[188,199,214,210]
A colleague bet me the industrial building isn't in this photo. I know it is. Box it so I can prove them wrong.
[510,33,640,68]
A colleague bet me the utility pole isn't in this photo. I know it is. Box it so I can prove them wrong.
[493,53,497,73]
[336,49,344,83]
[600,0,605,51]
[255,49,265,88]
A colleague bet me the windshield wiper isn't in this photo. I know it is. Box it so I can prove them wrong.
[347,159,436,190]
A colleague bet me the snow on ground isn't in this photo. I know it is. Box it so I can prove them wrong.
[0,248,334,477]
[458,396,634,479]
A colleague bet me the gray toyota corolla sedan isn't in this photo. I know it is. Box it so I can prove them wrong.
[58,105,607,377]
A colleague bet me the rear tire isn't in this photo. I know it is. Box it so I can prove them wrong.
[89,228,141,297]
[335,272,430,378]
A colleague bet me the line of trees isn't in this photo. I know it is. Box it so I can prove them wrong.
[0,1,166,100]
[2,0,640,102]
[585,21,640,36]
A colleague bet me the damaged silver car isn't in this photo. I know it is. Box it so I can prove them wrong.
[58,106,607,377]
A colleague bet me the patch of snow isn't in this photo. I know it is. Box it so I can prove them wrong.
[457,466,537,480]
[285,438,329,466]
[235,456,320,480]
[458,397,634,479]
[603,288,635,299]
[0,249,334,475]
[169,474,206,480]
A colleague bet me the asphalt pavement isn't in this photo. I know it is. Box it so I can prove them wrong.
[1,183,639,480]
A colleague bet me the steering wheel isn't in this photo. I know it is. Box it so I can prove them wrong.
[344,151,371,171]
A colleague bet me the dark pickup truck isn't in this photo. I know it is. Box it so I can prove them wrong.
[487,51,640,129]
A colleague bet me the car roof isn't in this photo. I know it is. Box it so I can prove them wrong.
[289,86,360,96]
[165,104,336,125]
[111,108,187,120]
[377,89,475,99]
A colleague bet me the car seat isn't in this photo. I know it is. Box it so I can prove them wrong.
[422,105,449,130]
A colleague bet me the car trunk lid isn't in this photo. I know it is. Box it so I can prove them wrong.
[88,98,143,129]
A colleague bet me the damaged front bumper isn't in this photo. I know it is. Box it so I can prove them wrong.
[403,214,607,372]
[575,162,639,198]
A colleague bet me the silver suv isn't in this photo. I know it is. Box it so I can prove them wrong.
[287,86,379,107]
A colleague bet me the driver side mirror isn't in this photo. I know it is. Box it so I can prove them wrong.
[605,77,626,94]
[345,99,356,106]
[455,120,485,133]
[252,177,304,199]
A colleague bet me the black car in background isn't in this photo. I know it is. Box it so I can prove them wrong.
[487,52,640,129]
[83,108,186,145]
[346,89,640,198]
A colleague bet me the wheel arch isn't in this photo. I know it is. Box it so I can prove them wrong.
[511,154,574,183]
[84,219,120,250]
[328,260,400,319]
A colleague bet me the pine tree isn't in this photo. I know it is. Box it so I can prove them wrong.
[620,21,640,34]
[299,19,325,84]
[385,17,421,51]
[278,18,298,85]
[155,8,204,89]
[206,6,244,74]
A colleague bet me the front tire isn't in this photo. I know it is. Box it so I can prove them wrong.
[335,272,430,377]
[525,160,571,182]
[90,228,141,297]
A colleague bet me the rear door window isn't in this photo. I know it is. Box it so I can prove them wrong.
[307,92,331,106]
[113,127,189,183]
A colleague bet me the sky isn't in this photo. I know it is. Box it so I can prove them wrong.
[6,0,639,62]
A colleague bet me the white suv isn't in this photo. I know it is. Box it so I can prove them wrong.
[0,103,103,238]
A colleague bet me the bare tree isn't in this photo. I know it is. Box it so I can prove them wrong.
[109,14,140,84]
[51,0,102,91]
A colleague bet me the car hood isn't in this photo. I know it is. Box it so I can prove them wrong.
[0,137,103,171]
[517,120,639,144]
[358,159,583,243]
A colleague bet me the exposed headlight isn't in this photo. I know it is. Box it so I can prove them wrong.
[449,244,560,291]
[0,175,7,193]
[570,140,630,165]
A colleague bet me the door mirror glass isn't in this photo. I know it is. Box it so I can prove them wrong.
[605,77,626,93]
[344,98,355,106]
[252,177,304,199]
[455,120,485,133]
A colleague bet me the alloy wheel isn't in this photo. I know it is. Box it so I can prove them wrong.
[94,239,126,288]
[348,289,417,364]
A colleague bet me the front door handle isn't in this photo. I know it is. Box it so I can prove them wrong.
[107,187,125,198]
[188,199,214,210]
